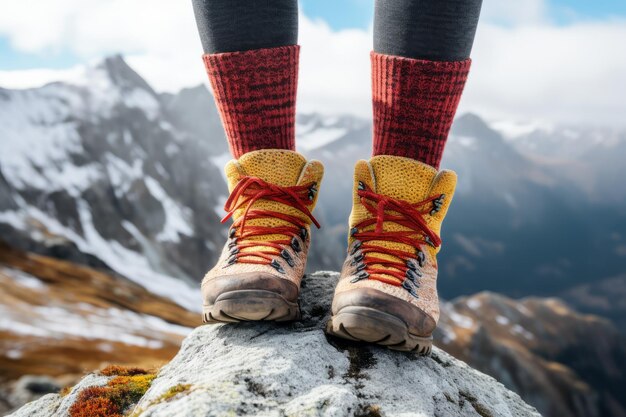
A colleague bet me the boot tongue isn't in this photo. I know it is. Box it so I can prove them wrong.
[235,150,307,186]
[369,155,438,203]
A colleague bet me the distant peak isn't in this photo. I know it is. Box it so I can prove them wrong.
[455,113,490,130]
[451,112,503,142]
[95,54,156,96]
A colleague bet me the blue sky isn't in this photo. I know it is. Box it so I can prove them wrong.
[300,0,626,28]
[2,0,625,71]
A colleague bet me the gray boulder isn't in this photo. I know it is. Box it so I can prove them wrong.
[9,272,541,417]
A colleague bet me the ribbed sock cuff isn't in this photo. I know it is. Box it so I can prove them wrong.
[371,51,471,169]
[203,45,299,159]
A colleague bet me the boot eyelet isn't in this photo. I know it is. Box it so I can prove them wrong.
[357,181,366,191]
[350,240,362,255]
[270,259,286,274]
[225,254,237,267]
[402,280,419,297]
[229,228,236,238]
[228,238,238,249]
[416,250,426,267]
[405,268,421,283]
[300,228,308,241]
[406,259,419,272]
[350,227,358,237]
[351,270,369,283]
[351,252,364,265]
[355,262,366,272]
[280,249,295,267]
[290,237,302,253]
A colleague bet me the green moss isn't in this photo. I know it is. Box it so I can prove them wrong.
[160,384,192,401]
[127,383,192,417]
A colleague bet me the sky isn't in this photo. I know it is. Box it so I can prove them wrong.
[0,0,625,127]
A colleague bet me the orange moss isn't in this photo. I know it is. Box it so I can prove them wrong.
[70,396,121,417]
[69,387,122,417]
[69,371,156,417]
[100,365,151,377]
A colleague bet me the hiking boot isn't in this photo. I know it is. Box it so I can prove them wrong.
[326,155,457,354]
[202,150,324,323]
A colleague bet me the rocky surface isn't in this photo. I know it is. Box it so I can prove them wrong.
[6,374,110,417]
[9,272,540,417]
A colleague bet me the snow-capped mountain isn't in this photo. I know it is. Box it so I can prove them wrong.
[306,113,626,301]
[2,55,625,417]
[0,55,230,308]
[1,54,625,310]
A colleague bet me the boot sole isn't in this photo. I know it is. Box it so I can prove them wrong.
[203,290,301,324]
[326,306,433,355]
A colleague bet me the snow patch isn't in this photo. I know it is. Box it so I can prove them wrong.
[210,152,232,182]
[467,298,482,310]
[0,303,190,348]
[105,154,143,197]
[297,127,348,151]
[448,310,475,329]
[144,177,193,242]
[0,266,46,289]
[512,324,534,340]
[490,119,554,140]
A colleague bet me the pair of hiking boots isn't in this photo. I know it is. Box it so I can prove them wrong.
[202,149,456,355]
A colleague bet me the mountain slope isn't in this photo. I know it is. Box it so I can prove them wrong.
[2,56,624,306]
[438,292,626,417]
[0,241,198,413]
[0,56,229,308]
[307,113,626,300]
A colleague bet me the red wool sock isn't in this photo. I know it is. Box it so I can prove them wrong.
[371,52,471,169]
[203,45,299,158]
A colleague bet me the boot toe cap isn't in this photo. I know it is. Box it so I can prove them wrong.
[202,272,299,306]
[331,287,436,337]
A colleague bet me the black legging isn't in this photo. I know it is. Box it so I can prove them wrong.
[192,0,482,61]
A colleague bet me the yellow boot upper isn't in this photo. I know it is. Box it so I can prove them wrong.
[202,150,324,289]
[335,155,457,323]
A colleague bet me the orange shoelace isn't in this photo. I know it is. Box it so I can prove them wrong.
[350,181,444,296]
[221,176,320,272]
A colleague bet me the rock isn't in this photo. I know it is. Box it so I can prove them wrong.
[9,272,540,417]
[7,374,109,417]
[6,376,61,410]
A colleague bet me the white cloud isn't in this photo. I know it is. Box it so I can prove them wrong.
[480,0,548,27]
[462,20,626,127]
[0,66,85,89]
[298,16,372,117]
[0,0,625,127]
